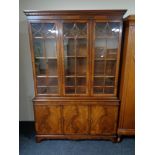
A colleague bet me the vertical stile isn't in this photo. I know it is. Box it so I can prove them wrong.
[56,21,63,96]
[91,21,95,96]
[59,21,65,96]
[28,22,37,96]
[87,21,91,96]
[103,38,108,93]
[114,21,123,96]
[75,35,77,94]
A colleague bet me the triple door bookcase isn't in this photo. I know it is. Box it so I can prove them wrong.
[24,10,126,142]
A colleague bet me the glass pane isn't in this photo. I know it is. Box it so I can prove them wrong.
[63,23,87,37]
[105,61,116,76]
[47,78,58,86]
[104,87,114,94]
[65,77,75,86]
[76,39,87,57]
[65,58,75,76]
[47,87,58,94]
[31,23,56,38]
[93,88,104,94]
[76,58,86,76]
[45,39,56,57]
[64,39,75,56]
[35,59,46,75]
[33,39,44,57]
[37,87,47,94]
[94,60,105,76]
[65,87,75,94]
[95,22,120,38]
[37,77,46,86]
[95,47,106,59]
[63,22,88,95]
[32,23,60,95]
[37,87,58,94]
[47,59,58,76]
[77,77,86,86]
[76,87,86,94]
[106,49,117,59]
[63,23,88,94]
[93,22,120,95]
[94,77,105,86]
[105,77,115,86]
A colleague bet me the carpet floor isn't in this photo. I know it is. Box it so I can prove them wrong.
[19,122,135,155]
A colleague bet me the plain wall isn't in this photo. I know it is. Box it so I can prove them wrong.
[19,0,135,121]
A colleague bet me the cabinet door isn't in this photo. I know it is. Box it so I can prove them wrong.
[63,105,89,134]
[62,21,89,95]
[30,22,61,96]
[34,105,62,134]
[92,21,121,96]
[90,105,118,135]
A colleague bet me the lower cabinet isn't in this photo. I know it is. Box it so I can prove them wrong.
[34,102,119,140]
[63,105,89,134]
[90,105,118,135]
[35,105,62,134]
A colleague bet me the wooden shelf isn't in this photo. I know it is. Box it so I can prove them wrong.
[95,58,116,61]
[65,56,87,58]
[94,75,115,77]
[33,36,56,39]
[37,75,58,78]
[65,86,86,88]
[64,36,87,39]
[93,86,114,88]
[65,75,86,78]
[37,86,58,87]
[35,57,57,59]
[95,35,118,39]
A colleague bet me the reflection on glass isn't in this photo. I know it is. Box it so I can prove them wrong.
[95,22,120,38]
[31,23,56,38]
[95,47,106,59]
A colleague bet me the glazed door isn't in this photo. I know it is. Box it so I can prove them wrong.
[92,21,122,96]
[62,21,89,96]
[30,21,61,96]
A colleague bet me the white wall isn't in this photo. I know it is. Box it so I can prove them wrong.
[19,0,135,121]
